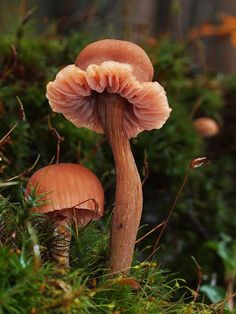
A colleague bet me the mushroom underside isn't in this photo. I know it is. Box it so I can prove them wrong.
[46,61,171,138]
[46,206,102,226]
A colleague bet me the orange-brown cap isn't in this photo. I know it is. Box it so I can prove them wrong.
[26,163,104,226]
[193,117,220,138]
[46,39,171,138]
[75,39,154,82]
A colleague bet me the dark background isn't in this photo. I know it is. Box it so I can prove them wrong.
[1,0,235,72]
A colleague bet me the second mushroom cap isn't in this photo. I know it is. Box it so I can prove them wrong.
[26,163,104,226]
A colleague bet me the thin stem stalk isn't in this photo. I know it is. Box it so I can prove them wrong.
[98,93,143,274]
[52,218,71,268]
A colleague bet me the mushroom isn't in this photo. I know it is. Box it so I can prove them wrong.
[193,117,219,138]
[46,39,171,273]
[26,163,104,268]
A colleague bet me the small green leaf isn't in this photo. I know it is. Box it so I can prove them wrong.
[200,284,226,303]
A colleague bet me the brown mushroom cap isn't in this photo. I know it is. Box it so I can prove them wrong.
[26,163,104,226]
[75,39,154,82]
[193,117,220,138]
[46,39,171,138]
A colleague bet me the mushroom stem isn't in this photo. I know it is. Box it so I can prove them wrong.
[98,93,143,274]
[51,217,71,268]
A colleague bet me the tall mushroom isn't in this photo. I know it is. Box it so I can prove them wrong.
[46,39,171,273]
[26,163,104,268]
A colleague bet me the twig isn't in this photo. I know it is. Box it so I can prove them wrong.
[54,198,99,238]
[6,155,40,182]
[16,96,26,122]
[0,122,19,148]
[48,117,64,164]
[0,97,26,147]
[73,198,99,230]
[213,292,236,311]
[135,221,165,244]
[147,157,208,261]
[191,256,203,303]
[0,181,19,188]
[148,170,190,260]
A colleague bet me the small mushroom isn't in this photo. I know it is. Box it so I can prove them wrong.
[193,117,220,138]
[46,39,171,273]
[26,163,104,268]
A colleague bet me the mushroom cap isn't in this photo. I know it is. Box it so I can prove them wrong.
[46,39,171,138]
[193,117,220,138]
[75,39,154,82]
[26,163,104,226]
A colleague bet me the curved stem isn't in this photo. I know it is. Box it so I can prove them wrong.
[98,93,143,274]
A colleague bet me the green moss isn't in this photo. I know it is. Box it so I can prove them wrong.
[0,195,221,314]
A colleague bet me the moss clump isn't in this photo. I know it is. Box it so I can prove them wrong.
[0,195,221,314]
